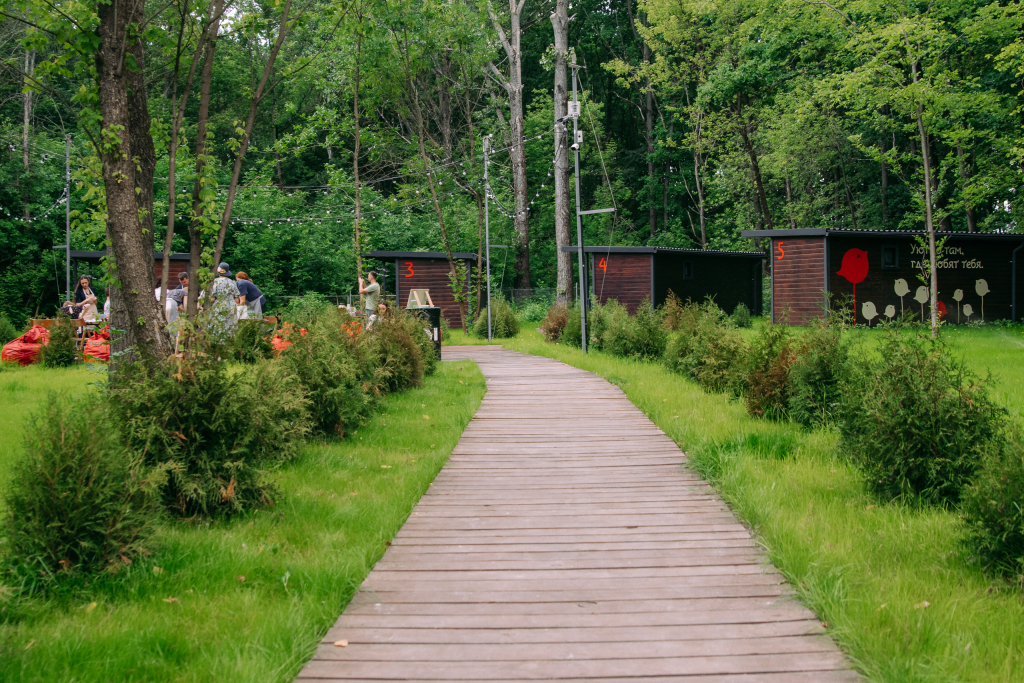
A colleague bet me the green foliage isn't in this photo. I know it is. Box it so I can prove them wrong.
[279,314,374,438]
[731,302,752,328]
[282,292,335,328]
[789,321,850,428]
[39,317,78,368]
[962,426,1024,575]
[232,320,274,364]
[361,311,427,394]
[514,297,551,323]
[540,303,571,342]
[839,325,1006,505]
[593,299,667,360]
[109,354,310,518]
[1,394,159,591]
[0,314,17,345]
[561,302,583,347]
[473,296,519,338]
[744,322,795,420]
[663,299,747,393]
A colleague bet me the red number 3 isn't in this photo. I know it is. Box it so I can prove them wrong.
[404,261,414,277]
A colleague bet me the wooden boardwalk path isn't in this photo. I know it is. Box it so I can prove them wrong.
[296,346,857,682]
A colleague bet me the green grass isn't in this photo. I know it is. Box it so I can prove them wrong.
[442,328,504,346]
[503,327,1024,683]
[0,361,485,682]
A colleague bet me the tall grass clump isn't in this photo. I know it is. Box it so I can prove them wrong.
[839,324,1006,505]
[280,312,374,438]
[961,426,1024,575]
[744,322,795,420]
[1,394,161,591]
[110,352,310,518]
[664,299,747,393]
[789,319,850,428]
[473,296,519,338]
[39,316,78,368]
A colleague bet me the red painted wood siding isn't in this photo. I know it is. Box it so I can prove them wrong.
[772,238,826,325]
[394,258,472,329]
[591,253,652,314]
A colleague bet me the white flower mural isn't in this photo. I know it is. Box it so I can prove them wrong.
[964,303,974,321]
[976,279,989,321]
[953,289,964,324]
[884,304,896,321]
[914,286,928,322]
[894,278,910,315]
[862,301,878,326]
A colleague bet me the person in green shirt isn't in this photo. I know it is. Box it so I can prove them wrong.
[358,271,381,325]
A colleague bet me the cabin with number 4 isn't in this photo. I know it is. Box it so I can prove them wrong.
[741,228,1024,325]
[363,251,478,329]
[561,246,765,315]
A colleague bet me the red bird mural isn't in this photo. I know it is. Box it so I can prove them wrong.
[937,300,948,319]
[837,249,869,318]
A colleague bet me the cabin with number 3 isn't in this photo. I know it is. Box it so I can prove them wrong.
[741,228,1024,325]
[363,251,478,329]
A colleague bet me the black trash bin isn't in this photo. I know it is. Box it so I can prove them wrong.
[411,306,442,361]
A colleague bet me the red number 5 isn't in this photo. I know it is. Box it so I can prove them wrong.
[404,261,414,277]
[776,241,785,260]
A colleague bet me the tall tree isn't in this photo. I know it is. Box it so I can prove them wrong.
[550,0,571,303]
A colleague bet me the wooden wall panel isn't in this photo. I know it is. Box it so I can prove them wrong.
[154,259,189,285]
[772,238,826,325]
[654,253,763,315]
[828,236,1024,325]
[590,253,652,314]
[394,258,473,329]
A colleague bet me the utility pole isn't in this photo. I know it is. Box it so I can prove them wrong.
[484,134,493,342]
[570,62,587,352]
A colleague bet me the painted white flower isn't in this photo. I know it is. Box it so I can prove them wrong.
[884,305,896,318]
[953,289,964,302]
[964,303,974,318]
[894,279,910,297]
[976,279,990,297]
[914,286,928,304]
[862,301,878,323]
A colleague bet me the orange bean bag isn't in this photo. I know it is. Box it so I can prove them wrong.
[1,325,50,365]
[83,327,111,363]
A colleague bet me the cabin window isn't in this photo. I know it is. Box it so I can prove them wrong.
[881,245,899,270]
[682,261,694,280]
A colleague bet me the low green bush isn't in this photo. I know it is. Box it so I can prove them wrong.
[515,297,551,323]
[664,299,747,393]
[232,319,274,364]
[362,310,427,394]
[540,303,571,342]
[39,316,78,368]
[839,324,1006,505]
[282,291,336,327]
[110,353,310,518]
[731,302,752,328]
[744,322,795,420]
[1,394,161,591]
[561,302,582,346]
[789,320,850,428]
[473,296,519,338]
[962,426,1024,575]
[598,300,666,360]
[280,314,374,438]
[0,313,18,345]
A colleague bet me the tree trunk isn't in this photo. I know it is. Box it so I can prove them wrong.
[551,0,572,304]
[353,15,364,310]
[911,66,938,338]
[96,0,170,357]
[736,96,773,229]
[187,1,222,320]
[22,48,34,221]
[785,175,796,229]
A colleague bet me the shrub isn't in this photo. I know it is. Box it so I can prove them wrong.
[362,310,427,393]
[283,291,335,327]
[233,320,274,364]
[744,322,795,420]
[661,290,688,332]
[591,299,631,354]
[598,300,666,360]
[2,394,160,591]
[110,353,309,518]
[0,313,18,345]
[39,316,78,368]
[515,297,551,323]
[664,299,747,393]
[839,325,1006,505]
[962,426,1024,575]
[473,296,519,338]
[540,303,570,342]
[789,320,850,428]
[731,302,752,328]
[562,302,583,346]
[280,313,374,437]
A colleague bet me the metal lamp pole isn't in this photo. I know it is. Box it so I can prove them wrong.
[484,135,493,342]
[570,62,588,352]
[65,135,71,302]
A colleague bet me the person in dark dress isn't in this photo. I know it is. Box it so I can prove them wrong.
[235,272,265,317]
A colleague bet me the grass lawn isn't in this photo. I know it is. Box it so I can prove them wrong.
[442,327,504,346]
[0,360,484,682]
[503,325,1024,683]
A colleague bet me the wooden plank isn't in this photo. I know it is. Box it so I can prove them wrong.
[293,348,856,682]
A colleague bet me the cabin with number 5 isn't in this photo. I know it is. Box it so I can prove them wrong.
[741,228,1024,325]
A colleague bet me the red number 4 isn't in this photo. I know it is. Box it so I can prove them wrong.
[598,257,607,272]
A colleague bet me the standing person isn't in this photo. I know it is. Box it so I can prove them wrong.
[164,271,189,325]
[210,262,242,337]
[358,271,381,326]
[234,272,265,317]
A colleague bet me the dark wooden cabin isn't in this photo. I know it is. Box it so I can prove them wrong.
[741,228,1024,325]
[363,251,477,329]
[561,246,765,315]
[68,250,191,284]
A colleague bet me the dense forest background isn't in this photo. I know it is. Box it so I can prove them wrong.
[2,0,1024,325]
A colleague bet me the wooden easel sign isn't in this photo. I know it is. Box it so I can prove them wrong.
[406,289,433,308]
